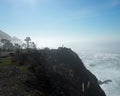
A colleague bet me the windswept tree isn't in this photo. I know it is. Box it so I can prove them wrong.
[1,39,9,44]
[14,43,21,49]
[24,37,31,48]
[30,42,36,49]
[1,39,14,50]
[22,43,27,49]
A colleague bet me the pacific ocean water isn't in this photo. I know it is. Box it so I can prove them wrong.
[78,49,120,96]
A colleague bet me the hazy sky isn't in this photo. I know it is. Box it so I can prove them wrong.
[0,0,120,49]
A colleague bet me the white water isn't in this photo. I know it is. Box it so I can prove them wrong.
[79,50,120,96]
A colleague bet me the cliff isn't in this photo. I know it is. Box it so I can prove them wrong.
[0,47,106,96]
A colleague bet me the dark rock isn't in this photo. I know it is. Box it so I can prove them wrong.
[23,47,106,96]
[43,47,106,96]
[98,80,112,85]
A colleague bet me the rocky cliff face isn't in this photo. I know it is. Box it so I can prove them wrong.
[43,47,106,96]
[13,48,106,96]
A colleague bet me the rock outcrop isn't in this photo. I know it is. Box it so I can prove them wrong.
[13,47,106,96]
[43,47,106,96]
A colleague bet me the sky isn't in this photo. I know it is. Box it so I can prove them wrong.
[0,0,120,50]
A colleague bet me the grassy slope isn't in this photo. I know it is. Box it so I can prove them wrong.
[0,57,11,67]
[0,56,42,96]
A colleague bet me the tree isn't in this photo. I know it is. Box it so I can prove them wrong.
[22,43,27,49]
[1,39,14,50]
[30,42,36,49]
[14,43,21,49]
[24,37,31,48]
[1,39,9,44]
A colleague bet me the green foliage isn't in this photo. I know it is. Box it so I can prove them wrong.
[0,57,11,67]
[17,65,30,72]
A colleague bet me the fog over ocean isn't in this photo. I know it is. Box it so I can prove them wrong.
[78,49,120,96]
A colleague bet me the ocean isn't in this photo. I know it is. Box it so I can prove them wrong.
[78,49,120,96]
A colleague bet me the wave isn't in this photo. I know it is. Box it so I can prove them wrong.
[79,50,120,96]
